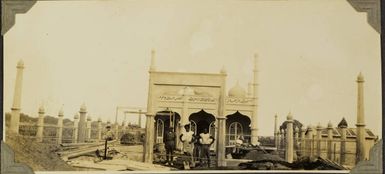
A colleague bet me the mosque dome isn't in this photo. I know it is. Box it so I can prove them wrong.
[316,123,322,129]
[327,121,333,128]
[228,82,246,98]
[87,116,92,121]
[74,113,79,119]
[338,117,348,128]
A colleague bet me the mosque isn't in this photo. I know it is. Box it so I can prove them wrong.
[142,50,260,166]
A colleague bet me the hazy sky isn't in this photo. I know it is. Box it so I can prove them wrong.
[4,0,381,137]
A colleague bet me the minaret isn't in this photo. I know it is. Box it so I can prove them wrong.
[251,53,259,145]
[356,72,366,162]
[144,49,157,163]
[10,60,25,134]
[285,112,294,163]
[274,114,278,148]
[73,113,79,143]
[57,108,64,144]
[36,104,45,142]
[78,103,87,143]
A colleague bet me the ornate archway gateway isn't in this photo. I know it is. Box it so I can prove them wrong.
[144,50,261,167]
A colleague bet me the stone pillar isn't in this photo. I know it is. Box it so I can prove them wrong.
[57,109,64,144]
[294,127,299,145]
[144,49,156,163]
[143,114,155,163]
[78,103,87,143]
[97,118,102,141]
[285,113,294,163]
[327,121,333,160]
[340,125,347,165]
[306,125,314,157]
[10,60,25,134]
[277,130,281,150]
[36,105,45,142]
[216,67,227,167]
[216,117,226,166]
[300,127,306,156]
[251,53,259,145]
[316,123,322,157]
[356,72,366,162]
[73,114,79,143]
[86,116,92,141]
[274,114,278,148]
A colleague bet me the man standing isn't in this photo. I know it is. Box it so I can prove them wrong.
[199,128,215,168]
[103,125,115,159]
[164,127,176,166]
[180,124,195,169]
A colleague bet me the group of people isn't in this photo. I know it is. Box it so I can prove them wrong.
[163,124,215,168]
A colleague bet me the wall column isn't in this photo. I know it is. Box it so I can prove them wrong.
[57,109,64,144]
[216,117,226,166]
[251,53,259,145]
[306,125,314,157]
[274,114,278,148]
[143,114,155,163]
[340,125,347,165]
[86,117,92,141]
[36,105,45,142]
[316,123,322,157]
[10,60,25,134]
[285,113,294,163]
[78,104,87,143]
[97,118,102,142]
[356,72,366,162]
[300,127,306,156]
[73,114,79,143]
[327,121,333,160]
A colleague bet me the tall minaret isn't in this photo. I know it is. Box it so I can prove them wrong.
[10,60,25,134]
[250,53,259,145]
[274,114,278,148]
[78,103,87,143]
[356,72,366,163]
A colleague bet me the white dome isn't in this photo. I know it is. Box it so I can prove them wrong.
[228,82,246,98]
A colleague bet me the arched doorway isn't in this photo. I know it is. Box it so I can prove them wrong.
[154,109,181,145]
[189,109,215,135]
[226,111,251,146]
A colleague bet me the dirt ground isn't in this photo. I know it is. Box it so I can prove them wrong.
[5,132,76,171]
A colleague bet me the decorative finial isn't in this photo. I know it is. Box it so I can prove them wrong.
[316,122,322,129]
[17,59,24,68]
[80,103,87,112]
[275,113,278,118]
[220,65,227,74]
[38,103,45,113]
[357,72,364,82]
[327,121,333,128]
[74,113,79,119]
[150,49,156,71]
[58,106,64,117]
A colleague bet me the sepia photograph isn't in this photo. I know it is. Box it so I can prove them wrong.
[1,0,382,173]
